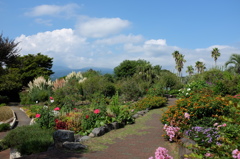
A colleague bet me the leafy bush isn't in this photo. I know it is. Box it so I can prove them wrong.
[0,123,10,132]
[2,124,54,155]
[133,96,167,111]
[35,106,56,129]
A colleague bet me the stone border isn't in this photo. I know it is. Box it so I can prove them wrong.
[77,109,150,143]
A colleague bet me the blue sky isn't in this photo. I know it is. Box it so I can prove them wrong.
[1,0,240,74]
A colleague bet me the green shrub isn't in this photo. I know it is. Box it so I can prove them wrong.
[0,123,10,132]
[2,124,54,155]
[133,96,167,111]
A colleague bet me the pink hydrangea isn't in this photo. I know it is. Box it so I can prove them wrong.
[232,149,240,159]
[184,112,190,120]
[149,147,173,159]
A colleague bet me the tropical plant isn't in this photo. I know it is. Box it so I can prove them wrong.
[195,61,206,73]
[186,65,194,76]
[172,51,186,77]
[225,53,240,74]
[211,47,221,66]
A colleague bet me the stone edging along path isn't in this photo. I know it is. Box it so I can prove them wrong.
[17,98,181,159]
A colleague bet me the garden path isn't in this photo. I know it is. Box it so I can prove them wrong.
[16,98,179,159]
[0,104,31,159]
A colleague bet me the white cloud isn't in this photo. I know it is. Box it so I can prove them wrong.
[15,26,240,74]
[35,18,53,26]
[75,16,131,38]
[144,39,167,46]
[24,3,80,17]
[94,34,143,45]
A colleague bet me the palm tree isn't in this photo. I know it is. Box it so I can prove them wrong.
[186,65,194,76]
[211,48,221,66]
[195,61,206,73]
[225,54,240,74]
[172,51,186,77]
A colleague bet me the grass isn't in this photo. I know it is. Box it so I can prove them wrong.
[0,106,13,122]
[82,103,179,158]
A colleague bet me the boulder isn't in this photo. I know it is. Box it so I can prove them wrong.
[62,141,87,150]
[53,130,75,148]
[79,136,91,142]
[111,122,120,129]
[91,126,108,137]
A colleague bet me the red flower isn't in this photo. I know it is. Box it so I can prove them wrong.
[94,109,100,114]
[54,107,60,111]
[50,96,54,100]
[86,115,89,119]
[55,119,59,123]
[35,114,41,118]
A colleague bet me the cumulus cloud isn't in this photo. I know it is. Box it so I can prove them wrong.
[94,34,143,45]
[75,16,131,38]
[24,3,80,17]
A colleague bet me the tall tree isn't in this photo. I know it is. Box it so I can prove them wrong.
[17,53,54,86]
[225,54,240,74]
[195,61,206,73]
[186,65,194,76]
[172,51,186,77]
[0,34,20,71]
[211,48,221,66]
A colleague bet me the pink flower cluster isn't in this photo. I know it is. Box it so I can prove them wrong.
[163,124,180,141]
[184,112,190,120]
[213,123,227,130]
[232,149,240,159]
[149,147,173,159]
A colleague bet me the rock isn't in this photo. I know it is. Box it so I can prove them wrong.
[105,123,114,131]
[62,141,87,150]
[91,126,108,137]
[53,130,75,148]
[88,133,95,137]
[79,136,91,142]
[179,137,196,159]
[132,114,140,119]
[111,122,120,129]
[10,148,21,159]
[74,134,82,142]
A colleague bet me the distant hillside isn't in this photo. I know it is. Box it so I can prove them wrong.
[51,66,114,80]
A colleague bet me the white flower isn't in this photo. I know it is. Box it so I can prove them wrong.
[186,93,189,95]
[187,88,191,91]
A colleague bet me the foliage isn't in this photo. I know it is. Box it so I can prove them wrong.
[1,124,54,155]
[0,106,13,121]
[225,53,240,74]
[0,123,10,132]
[211,47,221,66]
[0,33,20,69]
[133,96,167,111]
[114,59,140,79]
[35,106,56,129]
[16,53,54,86]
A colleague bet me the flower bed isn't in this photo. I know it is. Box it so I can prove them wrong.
[161,89,240,158]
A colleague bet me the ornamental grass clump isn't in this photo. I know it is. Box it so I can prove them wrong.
[0,106,13,122]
